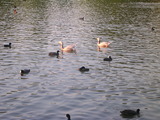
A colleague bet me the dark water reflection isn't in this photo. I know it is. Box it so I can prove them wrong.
[0,0,160,120]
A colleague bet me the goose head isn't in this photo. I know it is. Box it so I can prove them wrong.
[97,38,100,43]
[58,41,63,45]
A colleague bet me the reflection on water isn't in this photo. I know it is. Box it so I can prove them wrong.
[0,0,160,120]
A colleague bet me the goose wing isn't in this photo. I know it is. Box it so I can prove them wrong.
[64,44,76,49]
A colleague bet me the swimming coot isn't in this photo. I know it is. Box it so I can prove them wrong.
[48,50,60,58]
[4,43,12,48]
[120,109,140,117]
[20,69,30,76]
[103,56,112,62]
[66,114,71,120]
[79,66,89,72]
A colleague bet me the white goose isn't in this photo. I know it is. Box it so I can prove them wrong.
[97,38,111,48]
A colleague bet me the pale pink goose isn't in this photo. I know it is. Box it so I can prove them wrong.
[58,41,76,53]
[97,38,111,48]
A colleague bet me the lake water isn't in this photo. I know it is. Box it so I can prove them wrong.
[0,0,160,120]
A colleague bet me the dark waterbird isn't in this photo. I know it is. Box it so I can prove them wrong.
[151,27,155,31]
[79,66,89,72]
[120,109,140,118]
[20,69,30,76]
[66,114,71,120]
[48,50,60,58]
[4,43,12,48]
[103,56,112,62]
[79,17,84,21]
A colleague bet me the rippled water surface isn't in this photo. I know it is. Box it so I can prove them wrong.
[0,0,160,120]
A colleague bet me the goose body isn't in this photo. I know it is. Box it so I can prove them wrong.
[97,38,110,48]
[4,43,12,48]
[58,41,76,53]
[48,50,59,58]
[79,66,89,72]
[103,56,112,62]
[120,109,140,116]
[66,114,71,120]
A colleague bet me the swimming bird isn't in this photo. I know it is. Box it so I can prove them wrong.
[151,27,155,31]
[97,38,111,48]
[58,41,76,53]
[48,50,60,58]
[120,109,140,117]
[4,43,12,48]
[66,114,71,120]
[79,17,84,21]
[20,69,30,76]
[103,56,112,62]
[79,66,89,72]
[13,6,17,14]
